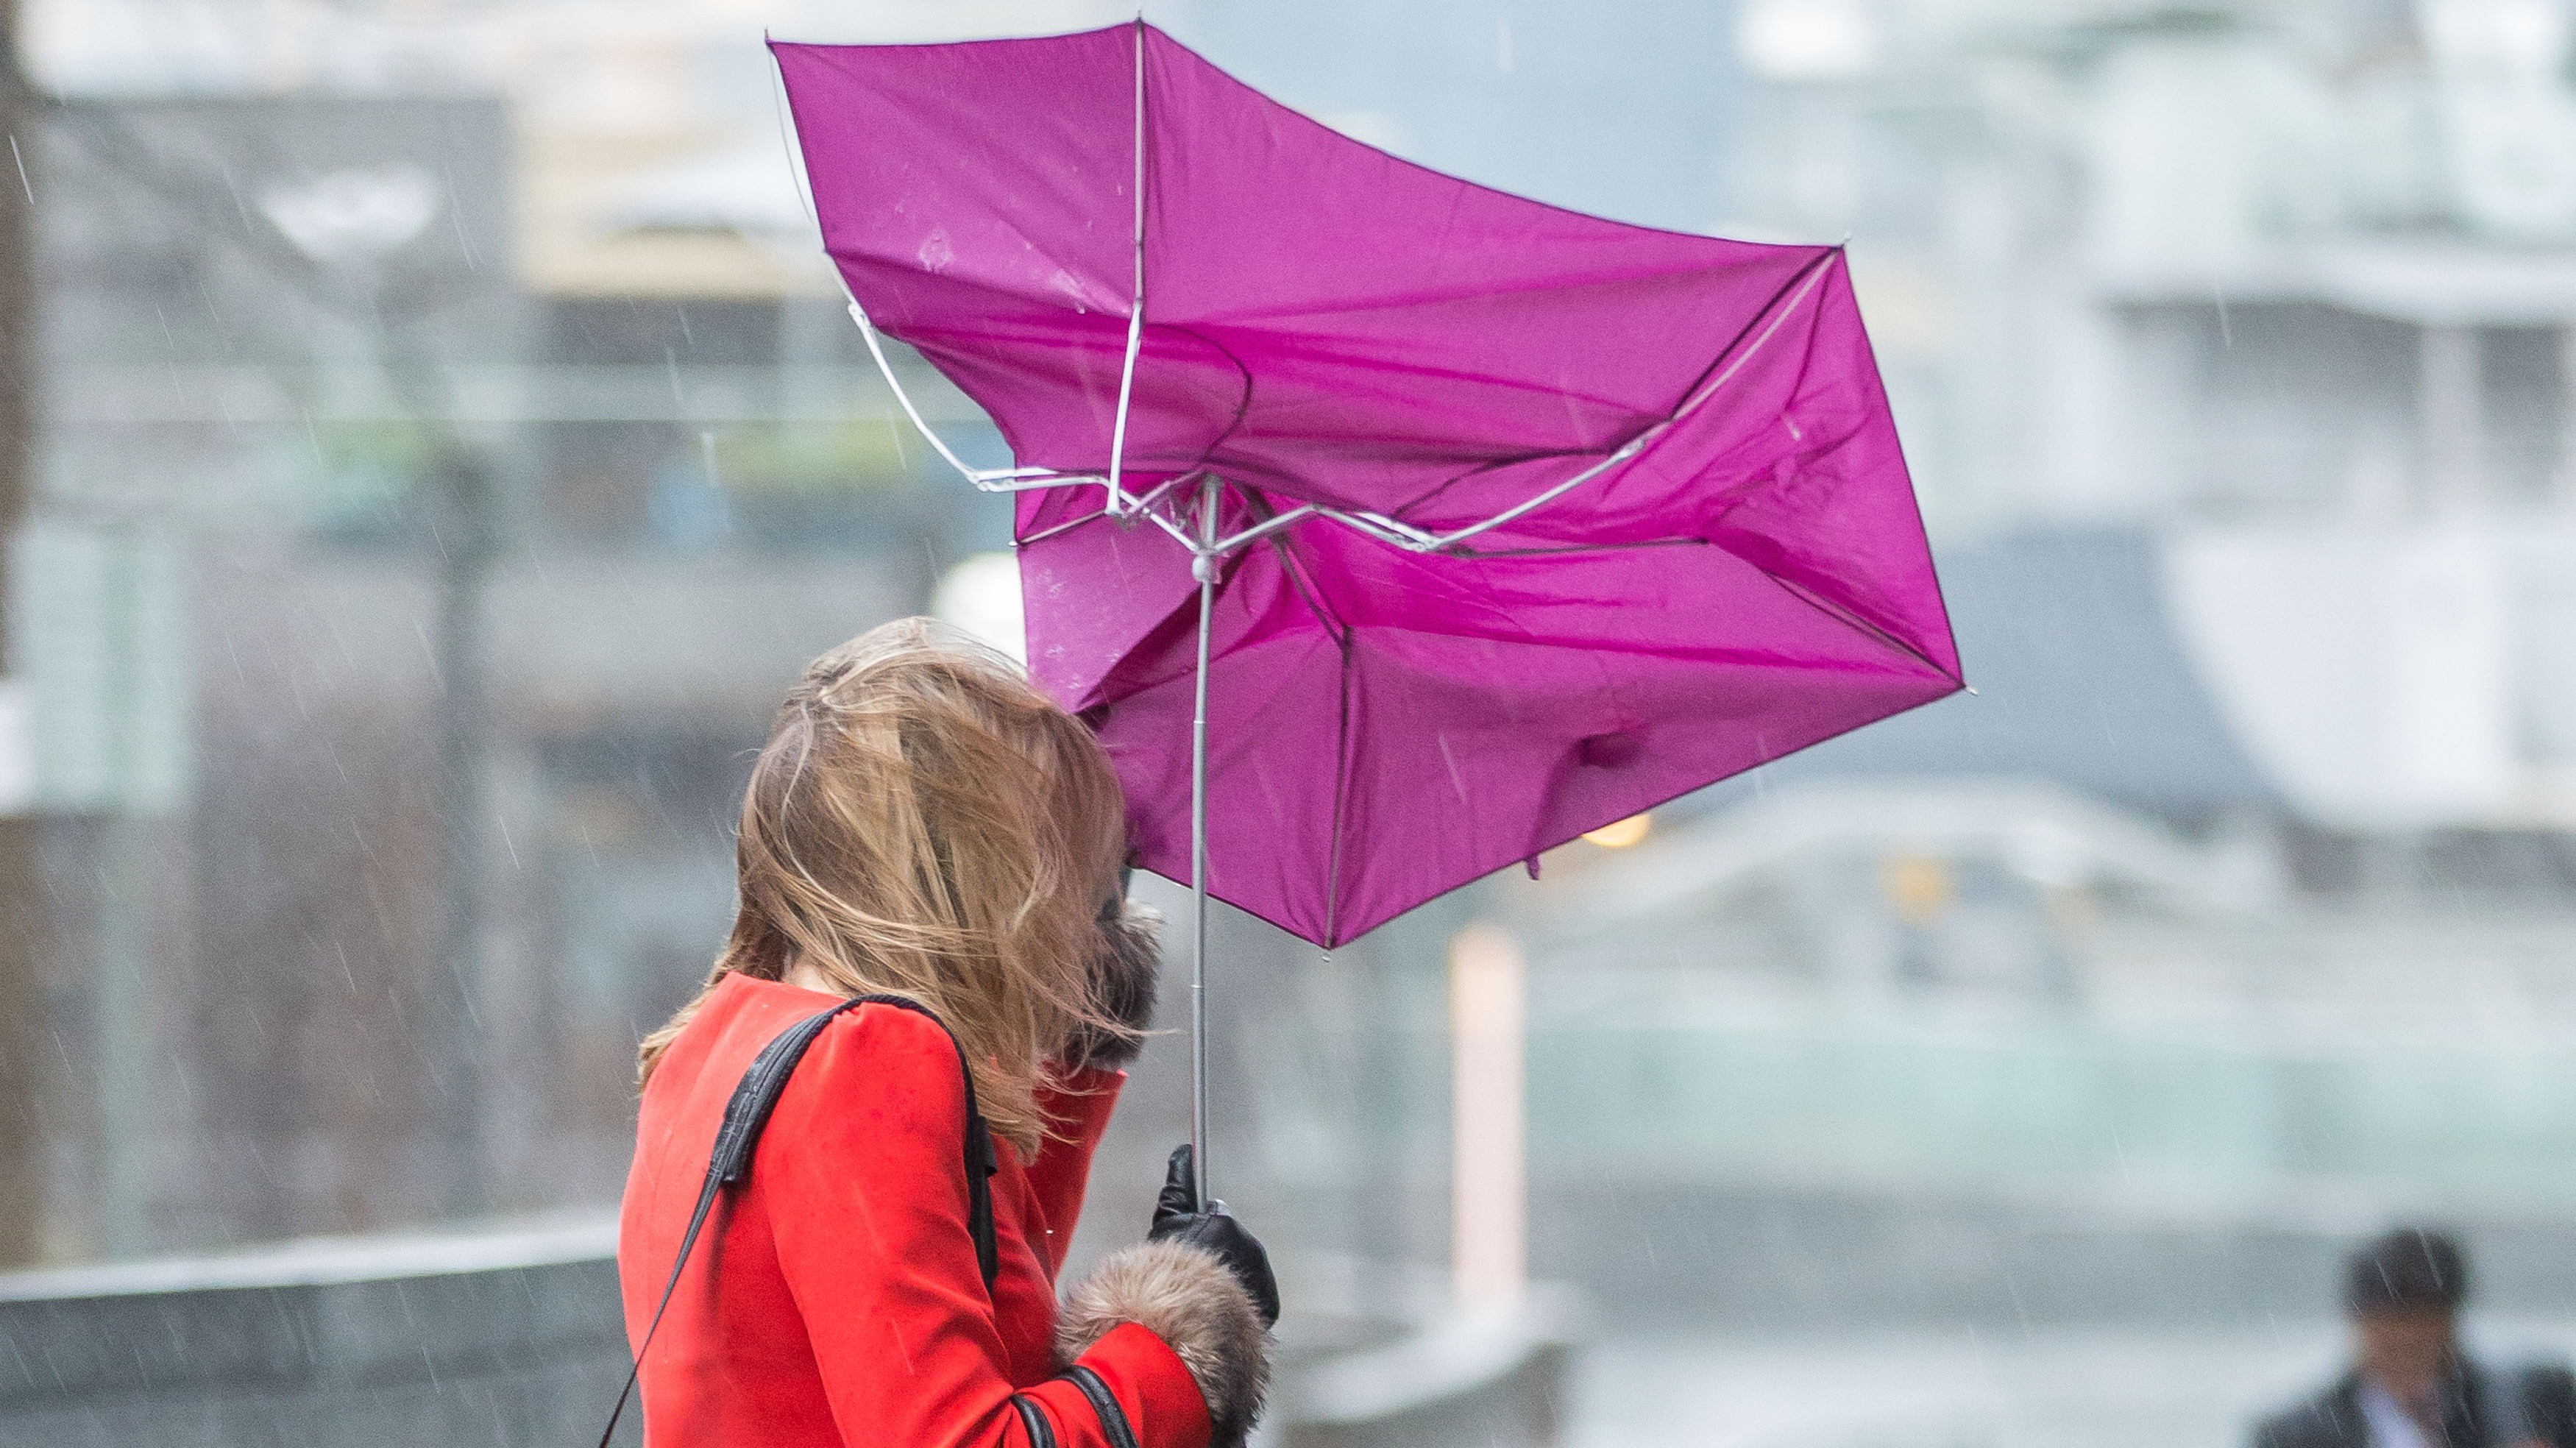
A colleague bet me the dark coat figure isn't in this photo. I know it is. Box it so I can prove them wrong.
[2254,1229,2576,1448]
[2254,1363,2576,1448]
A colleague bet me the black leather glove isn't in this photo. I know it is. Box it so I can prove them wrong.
[1149,1145,1280,1328]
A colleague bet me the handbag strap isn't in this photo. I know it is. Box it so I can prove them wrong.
[597,993,999,1447]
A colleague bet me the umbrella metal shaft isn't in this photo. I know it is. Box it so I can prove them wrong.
[1191,477,1217,1205]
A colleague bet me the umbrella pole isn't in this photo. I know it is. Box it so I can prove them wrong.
[1190,477,1217,1205]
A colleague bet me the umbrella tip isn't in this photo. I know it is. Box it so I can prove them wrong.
[1963,684,1981,698]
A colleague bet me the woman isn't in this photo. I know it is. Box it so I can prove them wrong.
[618,619,1275,1448]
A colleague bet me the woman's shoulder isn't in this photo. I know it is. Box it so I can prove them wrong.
[684,977,965,1082]
[809,994,968,1072]
[649,982,976,1174]
[647,972,845,1093]
[776,993,976,1123]
[740,998,987,1196]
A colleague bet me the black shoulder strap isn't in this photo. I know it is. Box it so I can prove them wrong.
[704,993,1000,1274]
[597,993,1000,1447]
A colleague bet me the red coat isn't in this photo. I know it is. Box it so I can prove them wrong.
[618,972,1212,1448]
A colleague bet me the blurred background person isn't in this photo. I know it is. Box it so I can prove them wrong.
[2254,1229,2576,1448]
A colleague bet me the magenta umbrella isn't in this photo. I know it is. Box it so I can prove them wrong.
[776,23,1962,1193]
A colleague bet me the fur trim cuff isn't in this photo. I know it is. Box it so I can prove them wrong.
[1059,1239,1269,1447]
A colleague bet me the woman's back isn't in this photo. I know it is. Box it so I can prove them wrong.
[617,973,1210,1448]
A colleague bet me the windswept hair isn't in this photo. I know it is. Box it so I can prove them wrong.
[639,617,1130,1155]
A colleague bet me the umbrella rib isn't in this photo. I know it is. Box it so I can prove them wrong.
[1322,634,1355,949]
[1370,247,1838,525]
[1446,535,1708,559]
[1176,253,1812,328]
[1165,322,1260,469]
[1012,469,1208,547]
[834,277,1146,504]
[1663,248,1841,426]
[842,288,987,484]
[1749,567,1961,684]
[1380,439,1649,519]
[1416,248,1842,551]
[1686,281,1960,682]
[1105,16,1148,513]
[1260,510,1351,645]
[1078,323,1262,538]
[1180,330,1649,428]
[1341,250,1831,540]
[862,252,1826,563]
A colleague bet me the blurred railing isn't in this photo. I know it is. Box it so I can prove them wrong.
[0,1224,1582,1448]
[0,1215,628,1448]
[1269,1256,1583,1448]
[1525,1008,2576,1214]
[1265,981,2576,1219]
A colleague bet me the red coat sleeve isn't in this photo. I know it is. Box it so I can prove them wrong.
[759,1005,1211,1448]
[1021,1066,1125,1282]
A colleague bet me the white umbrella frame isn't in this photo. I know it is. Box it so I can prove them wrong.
[840,256,1828,1209]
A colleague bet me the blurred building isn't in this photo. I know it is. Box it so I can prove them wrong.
[1161,0,2576,1312]
[24,28,1019,1255]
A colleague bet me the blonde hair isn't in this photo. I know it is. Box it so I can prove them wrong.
[639,617,1130,1155]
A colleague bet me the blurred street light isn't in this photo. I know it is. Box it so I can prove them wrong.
[1880,852,1956,929]
[1582,813,1651,848]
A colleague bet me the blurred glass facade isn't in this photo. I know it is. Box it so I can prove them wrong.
[24,76,1015,1253]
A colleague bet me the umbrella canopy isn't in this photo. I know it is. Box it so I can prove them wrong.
[776,24,1962,948]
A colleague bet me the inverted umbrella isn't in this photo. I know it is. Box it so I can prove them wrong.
[775,23,1962,1193]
